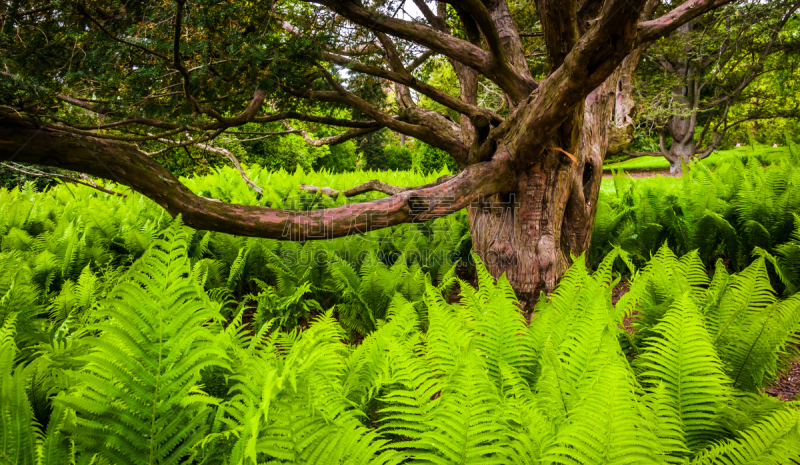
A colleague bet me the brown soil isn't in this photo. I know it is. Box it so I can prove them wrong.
[766,358,800,401]
[614,280,639,335]
[612,279,631,305]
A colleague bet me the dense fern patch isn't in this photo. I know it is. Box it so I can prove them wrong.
[2,162,800,463]
[2,224,799,464]
[0,167,468,345]
[593,154,800,287]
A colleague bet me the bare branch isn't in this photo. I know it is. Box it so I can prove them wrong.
[253,112,381,128]
[408,50,435,71]
[299,175,455,197]
[0,162,127,197]
[291,70,469,163]
[192,142,265,195]
[411,0,446,30]
[319,51,502,126]
[172,0,205,115]
[0,111,188,142]
[281,121,381,147]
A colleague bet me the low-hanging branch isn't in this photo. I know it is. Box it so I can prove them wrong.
[0,161,127,197]
[1,120,511,240]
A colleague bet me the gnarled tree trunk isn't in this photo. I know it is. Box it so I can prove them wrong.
[666,106,697,173]
[470,75,615,305]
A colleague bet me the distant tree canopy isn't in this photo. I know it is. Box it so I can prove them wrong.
[624,1,800,170]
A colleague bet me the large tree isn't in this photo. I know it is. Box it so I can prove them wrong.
[1,0,733,303]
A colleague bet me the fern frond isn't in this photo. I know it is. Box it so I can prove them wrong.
[690,409,800,464]
[457,268,531,384]
[57,223,228,465]
[0,315,38,465]
[544,332,663,464]
[406,354,512,464]
[713,257,776,348]
[637,294,730,452]
[722,292,800,392]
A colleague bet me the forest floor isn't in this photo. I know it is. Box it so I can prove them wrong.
[611,280,800,401]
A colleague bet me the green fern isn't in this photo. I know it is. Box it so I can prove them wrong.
[0,316,73,465]
[408,354,512,464]
[0,315,37,465]
[637,294,730,452]
[544,338,664,464]
[457,256,532,385]
[690,409,800,464]
[57,223,228,465]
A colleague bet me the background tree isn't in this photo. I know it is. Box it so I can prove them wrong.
[1,0,735,303]
[631,0,800,172]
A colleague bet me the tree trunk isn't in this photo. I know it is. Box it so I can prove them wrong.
[607,46,646,156]
[468,76,614,306]
[660,22,699,174]
[666,110,696,173]
[666,137,695,173]
[468,160,574,307]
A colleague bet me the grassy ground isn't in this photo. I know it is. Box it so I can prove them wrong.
[603,144,792,171]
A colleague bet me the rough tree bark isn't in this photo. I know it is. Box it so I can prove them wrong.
[0,0,734,303]
[607,46,647,156]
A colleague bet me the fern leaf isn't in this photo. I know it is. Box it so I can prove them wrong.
[57,224,228,465]
[544,332,663,464]
[0,316,38,465]
[409,354,512,464]
[637,294,730,452]
[690,409,800,464]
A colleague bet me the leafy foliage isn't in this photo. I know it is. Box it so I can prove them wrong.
[2,165,800,464]
[593,156,800,289]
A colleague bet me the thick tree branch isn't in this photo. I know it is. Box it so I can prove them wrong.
[374,32,415,108]
[536,0,580,69]
[456,0,510,67]
[495,0,649,166]
[311,0,490,72]
[310,0,535,101]
[638,0,735,44]
[0,119,511,240]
